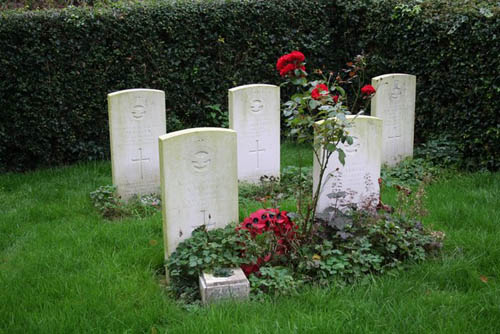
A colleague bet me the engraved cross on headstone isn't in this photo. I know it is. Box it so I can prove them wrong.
[391,80,402,100]
[131,147,150,179]
[249,139,266,169]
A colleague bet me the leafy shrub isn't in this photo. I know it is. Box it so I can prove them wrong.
[89,185,160,219]
[381,158,436,187]
[169,195,443,301]
[249,266,301,297]
[165,225,262,301]
[414,135,462,168]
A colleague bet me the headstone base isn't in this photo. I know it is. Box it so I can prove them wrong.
[199,268,250,304]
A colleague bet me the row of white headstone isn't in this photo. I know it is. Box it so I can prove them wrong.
[107,73,416,261]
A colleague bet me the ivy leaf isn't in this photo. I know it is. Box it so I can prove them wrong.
[309,99,320,110]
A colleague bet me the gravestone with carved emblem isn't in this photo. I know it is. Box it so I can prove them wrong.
[313,116,383,214]
[158,128,238,260]
[371,74,416,166]
[229,84,280,183]
[108,89,166,199]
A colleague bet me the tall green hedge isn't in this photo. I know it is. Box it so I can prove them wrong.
[363,0,499,170]
[0,0,353,171]
[0,0,498,172]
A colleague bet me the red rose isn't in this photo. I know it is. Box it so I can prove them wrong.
[276,51,306,77]
[333,95,339,103]
[361,84,376,95]
[311,83,329,100]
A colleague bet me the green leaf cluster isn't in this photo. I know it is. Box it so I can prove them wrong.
[166,225,264,301]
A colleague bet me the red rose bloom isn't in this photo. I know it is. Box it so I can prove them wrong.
[276,51,306,77]
[361,84,376,96]
[333,95,339,103]
[311,83,329,100]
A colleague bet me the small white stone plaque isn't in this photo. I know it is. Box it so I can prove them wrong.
[371,73,416,166]
[229,84,280,183]
[108,88,166,200]
[159,128,239,259]
[313,116,383,214]
[199,268,250,304]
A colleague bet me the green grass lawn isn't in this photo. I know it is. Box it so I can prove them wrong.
[1,143,499,333]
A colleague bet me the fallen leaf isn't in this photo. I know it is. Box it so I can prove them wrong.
[480,275,488,283]
[149,239,158,246]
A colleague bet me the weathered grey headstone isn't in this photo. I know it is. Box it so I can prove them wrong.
[108,88,166,200]
[159,128,239,259]
[229,84,280,183]
[371,73,416,166]
[199,268,250,304]
[313,116,383,213]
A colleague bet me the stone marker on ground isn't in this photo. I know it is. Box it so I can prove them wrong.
[108,88,166,200]
[313,115,383,214]
[229,84,280,183]
[159,128,239,261]
[371,73,416,166]
[199,268,250,304]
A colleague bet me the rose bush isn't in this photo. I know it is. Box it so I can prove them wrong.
[279,51,376,237]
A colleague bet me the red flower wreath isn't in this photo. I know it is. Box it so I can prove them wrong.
[236,208,297,276]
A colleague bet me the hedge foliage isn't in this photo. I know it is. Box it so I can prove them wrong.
[0,0,498,171]
[363,0,499,171]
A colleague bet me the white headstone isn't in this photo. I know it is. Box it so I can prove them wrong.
[228,84,280,183]
[371,73,416,166]
[313,116,382,214]
[108,89,166,200]
[159,128,239,258]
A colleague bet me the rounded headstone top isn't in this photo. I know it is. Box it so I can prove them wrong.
[228,84,278,93]
[159,127,236,142]
[107,88,165,98]
[372,73,416,82]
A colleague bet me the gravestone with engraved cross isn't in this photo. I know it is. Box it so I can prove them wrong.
[159,128,239,261]
[229,84,280,183]
[371,73,416,166]
[313,116,383,215]
[108,88,166,200]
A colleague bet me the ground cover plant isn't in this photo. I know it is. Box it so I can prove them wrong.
[165,53,444,301]
[89,185,161,219]
[1,146,499,333]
